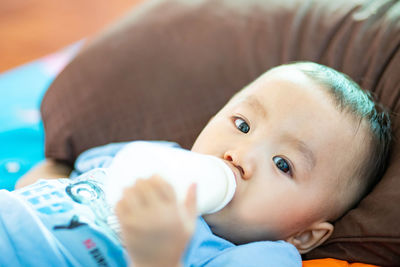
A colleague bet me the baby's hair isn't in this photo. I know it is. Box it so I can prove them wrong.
[271,61,392,220]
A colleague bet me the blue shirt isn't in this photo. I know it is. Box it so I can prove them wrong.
[0,141,301,266]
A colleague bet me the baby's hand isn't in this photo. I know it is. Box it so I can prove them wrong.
[115,175,197,267]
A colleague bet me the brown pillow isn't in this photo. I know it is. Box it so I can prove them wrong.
[41,0,400,265]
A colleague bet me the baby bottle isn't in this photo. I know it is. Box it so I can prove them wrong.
[103,141,236,215]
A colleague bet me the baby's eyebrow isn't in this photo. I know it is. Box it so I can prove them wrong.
[282,134,316,172]
[241,96,267,118]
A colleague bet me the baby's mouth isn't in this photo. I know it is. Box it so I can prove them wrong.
[223,161,241,186]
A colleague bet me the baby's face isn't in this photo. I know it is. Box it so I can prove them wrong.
[191,68,368,244]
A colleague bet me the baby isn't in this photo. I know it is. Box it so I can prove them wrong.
[115,62,391,267]
[3,62,390,267]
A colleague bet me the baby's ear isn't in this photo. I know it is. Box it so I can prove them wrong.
[285,222,334,254]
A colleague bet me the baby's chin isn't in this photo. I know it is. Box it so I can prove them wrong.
[203,211,278,245]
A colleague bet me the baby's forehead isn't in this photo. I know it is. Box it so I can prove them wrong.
[238,67,322,99]
[234,69,328,106]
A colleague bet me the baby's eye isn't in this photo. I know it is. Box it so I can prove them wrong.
[234,117,250,133]
[273,156,292,176]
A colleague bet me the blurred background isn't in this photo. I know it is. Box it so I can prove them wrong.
[0,0,143,189]
[0,0,143,72]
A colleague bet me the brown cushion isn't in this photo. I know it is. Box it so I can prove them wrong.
[41,0,400,265]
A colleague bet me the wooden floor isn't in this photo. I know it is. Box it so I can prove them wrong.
[0,0,144,73]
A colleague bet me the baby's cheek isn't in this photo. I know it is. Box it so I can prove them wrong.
[239,197,307,236]
[282,199,327,237]
[234,196,278,224]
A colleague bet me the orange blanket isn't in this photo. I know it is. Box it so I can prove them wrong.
[303,258,379,267]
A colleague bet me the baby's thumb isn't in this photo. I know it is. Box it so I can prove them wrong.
[184,183,197,219]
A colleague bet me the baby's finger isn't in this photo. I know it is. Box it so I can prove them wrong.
[134,176,170,206]
[130,178,151,206]
[184,183,197,219]
[148,175,176,202]
[116,185,141,213]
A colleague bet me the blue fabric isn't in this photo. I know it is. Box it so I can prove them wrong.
[0,190,73,267]
[185,218,301,267]
[0,172,128,267]
[0,141,301,266]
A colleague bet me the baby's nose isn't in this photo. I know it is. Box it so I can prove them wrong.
[223,151,250,180]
